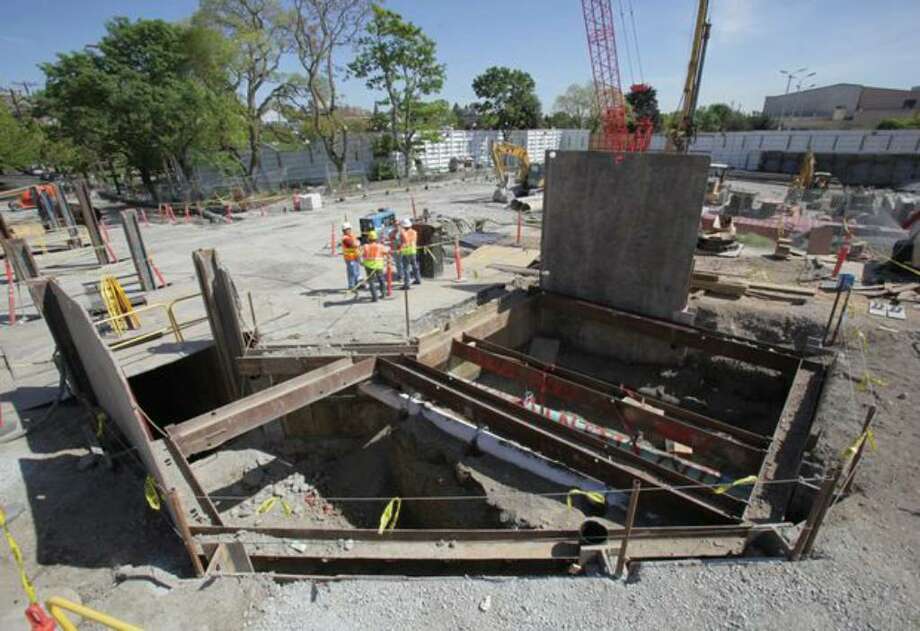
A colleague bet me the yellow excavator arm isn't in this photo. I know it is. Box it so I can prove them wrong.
[491,142,531,184]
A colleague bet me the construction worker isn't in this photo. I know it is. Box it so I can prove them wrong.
[361,230,388,302]
[341,222,361,289]
[398,217,421,289]
[385,219,403,283]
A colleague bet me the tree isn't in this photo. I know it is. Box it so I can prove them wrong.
[0,102,41,171]
[472,66,541,132]
[625,83,661,131]
[39,18,239,199]
[194,0,292,187]
[551,82,596,129]
[877,113,920,130]
[544,111,579,128]
[284,0,371,185]
[349,5,446,177]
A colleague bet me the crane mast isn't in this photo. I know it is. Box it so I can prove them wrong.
[666,0,711,153]
[581,0,652,153]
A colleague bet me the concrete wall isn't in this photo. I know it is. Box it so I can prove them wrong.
[540,151,709,322]
[648,129,920,173]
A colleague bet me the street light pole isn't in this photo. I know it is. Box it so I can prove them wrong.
[778,67,809,130]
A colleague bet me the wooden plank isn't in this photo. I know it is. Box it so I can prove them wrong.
[748,281,815,296]
[168,357,375,455]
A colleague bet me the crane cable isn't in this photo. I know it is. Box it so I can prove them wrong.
[627,0,644,83]
[616,0,636,87]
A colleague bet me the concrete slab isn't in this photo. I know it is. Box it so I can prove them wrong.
[541,151,709,321]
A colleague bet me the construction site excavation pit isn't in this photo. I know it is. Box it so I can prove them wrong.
[158,289,824,578]
[187,391,594,533]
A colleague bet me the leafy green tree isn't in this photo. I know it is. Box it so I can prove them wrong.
[877,113,920,130]
[194,0,291,186]
[625,84,661,131]
[551,82,596,129]
[349,5,446,177]
[0,102,41,171]
[472,66,542,132]
[39,18,242,199]
[544,111,580,128]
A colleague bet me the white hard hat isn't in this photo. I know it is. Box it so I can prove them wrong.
[400,217,412,228]
[341,222,352,231]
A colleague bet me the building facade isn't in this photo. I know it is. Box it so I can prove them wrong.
[763,83,920,130]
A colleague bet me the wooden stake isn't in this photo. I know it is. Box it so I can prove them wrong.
[614,480,641,578]
[167,489,205,577]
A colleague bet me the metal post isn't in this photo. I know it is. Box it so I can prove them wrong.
[121,209,156,292]
[167,490,205,577]
[841,405,877,496]
[614,480,641,577]
[403,286,410,339]
[790,467,840,561]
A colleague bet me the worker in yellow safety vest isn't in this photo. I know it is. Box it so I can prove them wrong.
[397,217,421,290]
[361,230,388,302]
[341,222,362,289]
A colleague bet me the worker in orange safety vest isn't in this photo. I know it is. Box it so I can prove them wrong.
[341,222,362,289]
[361,230,388,302]
[397,217,421,289]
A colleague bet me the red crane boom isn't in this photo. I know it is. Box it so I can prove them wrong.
[581,0,652,152]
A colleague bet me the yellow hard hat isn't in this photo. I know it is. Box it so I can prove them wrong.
[367,229,378,241]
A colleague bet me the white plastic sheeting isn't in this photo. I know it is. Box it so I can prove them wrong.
[648,130,920,169]
[195,129,591,192]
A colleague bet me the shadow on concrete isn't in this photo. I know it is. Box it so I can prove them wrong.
[16,402,187,573]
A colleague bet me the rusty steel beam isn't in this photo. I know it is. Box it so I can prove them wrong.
[391,357,746,517]
[377,358,739,523]
[539,292,801,374]
[464,334,771,449]
[237,355,352,377]
[168,357,375,455]
[450,339,766,474]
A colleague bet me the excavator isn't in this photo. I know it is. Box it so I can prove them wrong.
[791,151,834,191]
[490,142,544,204]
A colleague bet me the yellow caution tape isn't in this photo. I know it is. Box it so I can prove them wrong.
[0,505,38,603]
[856,373,887,392]
[256,496,293,517]
[377,497,401,534]
[144,475,161,511]
[566,489,606,509]
[713,475,758,495]
[855,330,868,353]
[842,429,876,462]
[95,412,106,439]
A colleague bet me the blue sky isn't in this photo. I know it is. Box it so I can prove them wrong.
[1,0,918,113]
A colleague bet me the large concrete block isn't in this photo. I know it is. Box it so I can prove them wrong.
[540,151,709,321]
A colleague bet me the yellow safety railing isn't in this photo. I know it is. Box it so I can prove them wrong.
[46,596,143,631]
[93,292,204,349]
